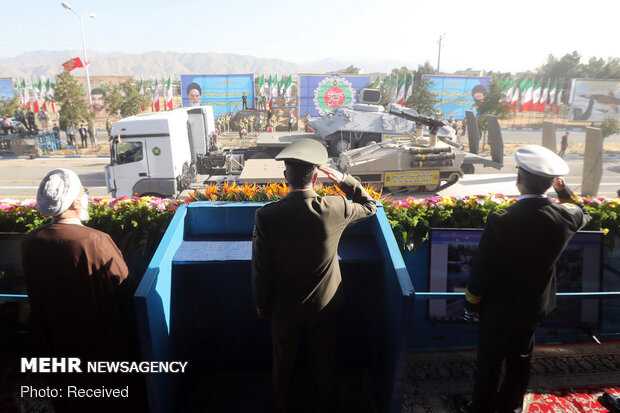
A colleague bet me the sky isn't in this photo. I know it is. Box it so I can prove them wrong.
[4,0,619,74]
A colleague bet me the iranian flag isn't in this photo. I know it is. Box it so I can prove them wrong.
[548,80,557,112]
[518,78,528,112]
[284,75,292,97]
[32,82,40,114]
[499,77,509,102]
[153,79,160,112]
[539,79,550,112]
[23,80,31,110]
[532,79,542,112]
[258,75,264,96]
[390,75,399,102]
[555,80,564,114]
[510,80,520,111]
[396,76,406,104]
[404,76,414,105]
[504,79,515,108]
[523,78,534,111]
[271,74,278,98]
[371,75,381,89]
[139,78,145,111]
[42,79,50,111]
[278,75,284,95]
[165,77,173,110]
[161,77,167,110]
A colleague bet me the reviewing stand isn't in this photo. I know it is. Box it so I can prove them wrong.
[134,202,413,413]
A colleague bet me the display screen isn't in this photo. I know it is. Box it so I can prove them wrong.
[428,229,602,330]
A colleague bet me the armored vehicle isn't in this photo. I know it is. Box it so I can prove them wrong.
[308,88,457,156]
[335,101,504,193]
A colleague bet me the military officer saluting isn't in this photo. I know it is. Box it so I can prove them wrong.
[252,139,377,412]
[463,145,590,413]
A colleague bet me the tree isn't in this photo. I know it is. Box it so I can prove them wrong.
[536,51,620,79]
[336,65,361,74]
[0,97,21,117]
[104,78,150,118]
[600,117,620,138]
[55,70,90,130]
[406,62,440,117]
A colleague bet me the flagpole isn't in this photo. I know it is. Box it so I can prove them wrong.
[62,3,96,139]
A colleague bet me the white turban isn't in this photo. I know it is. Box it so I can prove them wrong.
[36,168,82,217]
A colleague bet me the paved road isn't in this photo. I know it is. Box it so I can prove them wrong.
[2,130,620,200]
[0,158,109,200]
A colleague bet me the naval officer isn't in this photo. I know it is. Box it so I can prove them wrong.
[463,145,590,413]
[252,138,377,412]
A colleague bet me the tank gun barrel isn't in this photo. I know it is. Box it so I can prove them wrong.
[387,106,447,135]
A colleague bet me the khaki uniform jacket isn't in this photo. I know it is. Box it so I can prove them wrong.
[252,175,377,321]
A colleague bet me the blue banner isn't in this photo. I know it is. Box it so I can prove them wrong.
[422,75,491,120]
[180,74,254,118]
[0,78,15,101]
[299,74,371,117]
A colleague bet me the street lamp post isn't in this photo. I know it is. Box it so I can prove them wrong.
[61,2,96,140]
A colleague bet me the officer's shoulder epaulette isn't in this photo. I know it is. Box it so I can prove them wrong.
[560,203,579,210]
[492,208,509,217]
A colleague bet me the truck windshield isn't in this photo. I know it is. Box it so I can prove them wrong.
[115,142,144,165]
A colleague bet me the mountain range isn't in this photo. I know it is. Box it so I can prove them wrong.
[0,50,413,79]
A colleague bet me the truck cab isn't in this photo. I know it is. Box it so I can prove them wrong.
[105,106,215,198]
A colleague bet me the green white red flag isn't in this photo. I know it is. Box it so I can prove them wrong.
[165,77,173,110]
[404,76,414,104]
[539,79,550,112]
[32,81,40,113]
[504,79,515,108]
[22,80,30,110]
[532,79,542,111]
[548,80,557,112]
[518,78,528,112]
[284,75,292,97]
[390,75,399,102]
[523,78,534,111]
[396,75,406,104]
[153,79,160,112]
[555,80,564,114]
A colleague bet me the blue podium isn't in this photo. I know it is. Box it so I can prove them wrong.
[135,202,414,413]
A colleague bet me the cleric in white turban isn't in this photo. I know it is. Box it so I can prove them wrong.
[36,168,89,219]
[23,169,146,412]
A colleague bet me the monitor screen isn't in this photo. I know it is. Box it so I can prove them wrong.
[428,228,602,330]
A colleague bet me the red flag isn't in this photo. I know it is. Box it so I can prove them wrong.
[62,57,84,72]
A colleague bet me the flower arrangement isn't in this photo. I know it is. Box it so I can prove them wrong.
[0,187,615,260]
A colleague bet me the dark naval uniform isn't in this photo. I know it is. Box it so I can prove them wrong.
[252,174,376,411]
[465,187,589,412]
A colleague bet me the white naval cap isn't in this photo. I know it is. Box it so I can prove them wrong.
[515,145,569,178]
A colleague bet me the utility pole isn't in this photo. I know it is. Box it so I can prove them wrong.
[437,34,445,74]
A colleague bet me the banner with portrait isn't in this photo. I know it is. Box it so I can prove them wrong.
[569,79,620,122]
[0,78,15,101]
[422,75,491,120]
[74,75,130,123]
[180,74,254,118]
[298,74,371,118]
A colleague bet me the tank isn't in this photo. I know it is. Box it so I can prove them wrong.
[308,89,457,156]
[333,98,504,194]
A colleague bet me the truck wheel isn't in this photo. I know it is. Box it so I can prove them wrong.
[461,163,475,174]
[424,183,441,192]
[359,134,381,147]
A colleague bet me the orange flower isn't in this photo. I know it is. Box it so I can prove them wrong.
[222,181,240,198]
[204,184,220,200]
[240,183,257,199]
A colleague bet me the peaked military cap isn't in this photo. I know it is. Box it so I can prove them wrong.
[515,145,569,178]
[275,138,328,166]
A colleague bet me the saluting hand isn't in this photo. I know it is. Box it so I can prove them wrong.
[318,165,345,185]
[553,177,566,193]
